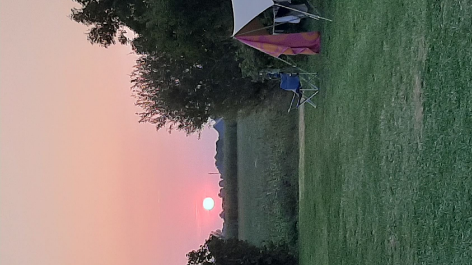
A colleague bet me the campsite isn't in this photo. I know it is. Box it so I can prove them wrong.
[224,0,472,264]
[68,0,472,264]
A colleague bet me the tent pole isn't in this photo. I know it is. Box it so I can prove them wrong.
[235,18,303,36]
[275,56,297,68]
[273,3,332,22]
[272,7,276,34]
[275,56,319,78]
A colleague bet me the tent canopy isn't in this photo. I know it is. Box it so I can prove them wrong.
[231,0,322,58]
[235,31,321,57]
[231,0,273,36]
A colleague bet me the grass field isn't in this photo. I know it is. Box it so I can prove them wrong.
[299,0,472,264]
[236,92,300,248]
[222,120,239,238]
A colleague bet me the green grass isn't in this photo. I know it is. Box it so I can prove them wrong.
[236,92,300,247]
[299,0,472,264]
[222,120,239,239]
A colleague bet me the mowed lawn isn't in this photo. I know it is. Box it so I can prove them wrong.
[299,0,472,264]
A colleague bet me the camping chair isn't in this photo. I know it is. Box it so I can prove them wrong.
[280,73,318,112]
[263,70,318,112]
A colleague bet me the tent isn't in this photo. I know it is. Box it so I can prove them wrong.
[236,30,321,58]
[231,0,328,58]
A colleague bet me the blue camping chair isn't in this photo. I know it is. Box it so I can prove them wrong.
[275,73,319,112]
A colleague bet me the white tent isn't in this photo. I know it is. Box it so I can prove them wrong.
[231,0,330,36]
[231,0,274,36]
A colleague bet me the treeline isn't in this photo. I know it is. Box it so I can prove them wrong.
[187,234,297,265]
[71,0,282,134]
[220,121,238,238]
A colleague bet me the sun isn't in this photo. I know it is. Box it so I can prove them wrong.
[203,197,215,211]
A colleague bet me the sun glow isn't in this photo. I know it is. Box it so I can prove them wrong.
[202,197,215,211]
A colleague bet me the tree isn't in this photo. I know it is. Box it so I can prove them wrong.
[70,0,234,57]
[145,0,233,59]
[71,0,278,134]
[70,0,149,47]
[187,235,297,265]
[131,52,272,134]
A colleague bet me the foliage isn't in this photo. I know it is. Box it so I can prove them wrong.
[70,0,148,47]
[71,0,234,57]
[72,0,277,134]
[133,0,234,58]
[235,44,286,81]
[187,235,297,265]
[131,52,273,134]
[131,53,210,133]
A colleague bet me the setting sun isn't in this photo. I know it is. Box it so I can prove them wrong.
[203,197,215,211]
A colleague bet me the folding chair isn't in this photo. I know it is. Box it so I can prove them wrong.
[279,73,318,112]
[260,69,319,111]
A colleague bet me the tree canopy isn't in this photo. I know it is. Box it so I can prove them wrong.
[70,0,148,47]
[71,0,279,134]
[71,0,233,57]
[131,52,271,134]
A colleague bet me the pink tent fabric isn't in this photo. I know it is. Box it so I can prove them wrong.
[235,32,321,58]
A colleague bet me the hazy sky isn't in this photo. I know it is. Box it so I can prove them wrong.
[0,1,222,264]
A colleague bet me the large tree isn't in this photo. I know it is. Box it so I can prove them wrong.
[131,52,272,134]
[71,0,276,134]
[187,235,297,265]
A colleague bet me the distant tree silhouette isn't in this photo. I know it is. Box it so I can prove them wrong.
[187,235,297,265]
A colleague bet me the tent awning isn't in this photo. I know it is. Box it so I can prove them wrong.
[235,32,321,57]
[231,0,323,58]
[231,0,274,36]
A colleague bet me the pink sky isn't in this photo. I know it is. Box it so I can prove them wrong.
[0,1,222,264]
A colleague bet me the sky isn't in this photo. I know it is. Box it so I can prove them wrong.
[0,1,223,264]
